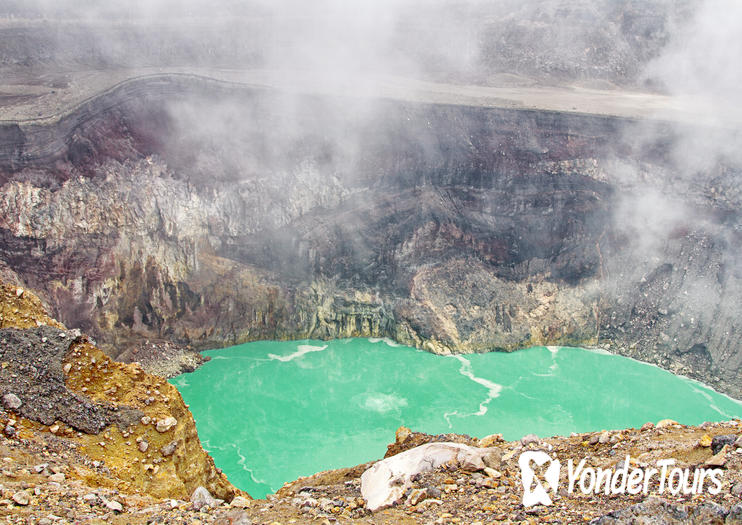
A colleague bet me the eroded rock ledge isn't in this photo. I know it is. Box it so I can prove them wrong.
[0,74,741,397]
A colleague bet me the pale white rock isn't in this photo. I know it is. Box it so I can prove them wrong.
[2,393,22,411]
[48,473,65,483]
[361,442,497,511]
[105,499,123,512]
[479,433,503,447]
[230,496,251,508]
[191,486,222,510]
[12,491,29,505]
[156,417,177,433]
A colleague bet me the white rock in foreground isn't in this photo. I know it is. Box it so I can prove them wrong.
[156,417,177,433]
[360,442,495,511]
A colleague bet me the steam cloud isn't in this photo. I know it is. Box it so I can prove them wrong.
[2,0,741,381]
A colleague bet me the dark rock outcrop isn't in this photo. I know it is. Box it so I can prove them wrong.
[0,326,142,433]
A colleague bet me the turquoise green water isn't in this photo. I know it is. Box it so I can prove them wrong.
[171,338,742,498]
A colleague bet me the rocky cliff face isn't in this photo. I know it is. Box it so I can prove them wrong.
[0,75,741,396]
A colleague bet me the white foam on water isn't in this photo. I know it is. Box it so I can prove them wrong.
[211,355,229,360]
[233,443,270,488]
[547,346,560,356]
[368,337,401,347]
[268,344,328,362]
[579,346,742,418]
[443,410,458,428]
[688,383,740,419]
[448,355,502,420]
[355,392,408,414]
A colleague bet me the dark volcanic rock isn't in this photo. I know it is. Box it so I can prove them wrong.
[0,326,142,433]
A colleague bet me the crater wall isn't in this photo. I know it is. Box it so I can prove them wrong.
[1,75,741,396]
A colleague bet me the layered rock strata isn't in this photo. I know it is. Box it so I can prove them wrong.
[0,74,741,397]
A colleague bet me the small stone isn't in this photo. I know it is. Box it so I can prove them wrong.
[656,419,679,429]
[4,424,15,437]
[704,445,729,468]
[161,440,178,457]
[138,440,149,453]
[699,434,713,447]
[732,482,742,496]
[483,467,501,479]
[2,393,22,411]
[482,449,503,470]
[48,473,65,483]
[49,424,60,434]
[521,434,540,446]
[479,434,503,448]
[34,463,48,474]
[156,417,177,433]
[735,435,742,447]
[598,431,610,444]
[63,363,72,375]
[222,510,252,524]
[406,488,428,506]
[12,491,29,506]
[230,496,251,509]
[105,499,123,512]
[426,487,442,499]
[191,486,219,510]
[15,288,23,297]
[396,426,412,443]
[711,434,737,454]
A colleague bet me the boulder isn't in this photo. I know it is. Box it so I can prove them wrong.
[2,393,21,411]
[711,434,737,454]
[360,442,497,511]
[230,496,252,509]
[12,491,29,506]
[479,433,503,447]
[191,486,222,510]
[104,499,123,512]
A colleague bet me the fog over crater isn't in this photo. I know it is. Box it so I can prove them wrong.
[0,0,741,398]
